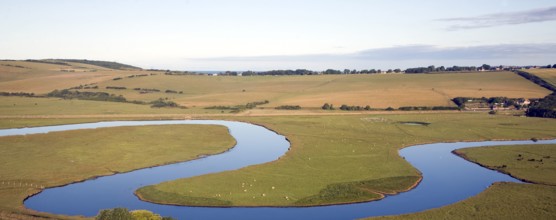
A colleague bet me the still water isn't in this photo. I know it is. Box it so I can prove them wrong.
[1,120,553,219]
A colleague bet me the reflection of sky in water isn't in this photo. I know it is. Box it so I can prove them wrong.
[2,121,553,220]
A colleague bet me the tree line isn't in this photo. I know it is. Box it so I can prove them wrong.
[515,70,556,92]
[205,100,270,113]
[452,96,531,110]
[527,93,556,118]
[0,92,35,97]
[212,63,556,76]
[321,103,458,111]
[47,89,185,108]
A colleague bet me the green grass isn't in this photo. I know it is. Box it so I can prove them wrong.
[0,96,226,115]
[371,144,556,220]
[135,113,556,207]
[0,118,117,129]
[455,144,556,185]
[0,124,235,216]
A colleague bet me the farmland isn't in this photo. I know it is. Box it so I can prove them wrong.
[1,61,551,110]
[75,71,550,108]
[526,69,556,87]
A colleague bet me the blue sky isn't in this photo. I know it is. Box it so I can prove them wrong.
[1,0,555,70]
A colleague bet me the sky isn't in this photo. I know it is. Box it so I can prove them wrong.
[1,0,555,71]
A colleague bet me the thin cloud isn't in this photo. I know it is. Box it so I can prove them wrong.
[192,44,556,62]
[354,44,556,60]
[183,43,556,70]
[438,6,556,30]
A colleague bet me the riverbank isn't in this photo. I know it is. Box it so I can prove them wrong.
[372,143,556,220]
[454,144,556,186]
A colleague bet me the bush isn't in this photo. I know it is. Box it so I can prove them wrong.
[106,86,127,90]
[96,208,175,220]
[48,89,126,102]
[96,208,133,220]
[275,105,301,110]
[322,103,334,110]
[0,92,35,97]
[150,99,179,108]
[527,93,556,118]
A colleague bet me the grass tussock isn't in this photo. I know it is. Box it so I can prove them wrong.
[295,176,419,206]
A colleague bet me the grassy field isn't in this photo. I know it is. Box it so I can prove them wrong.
[86,71,551,108]
[456,144,556,185]
[526,69,556,87]
[135,113,556,207]
[0,124,235,217]
[0,60,136,94]
[2,61,550,109]
[372,144,556,219]
[0,96,226,116]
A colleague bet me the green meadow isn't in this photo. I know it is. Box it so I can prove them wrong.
[136,114,556,206]
[0,124,234,217]
[456,144,556,185]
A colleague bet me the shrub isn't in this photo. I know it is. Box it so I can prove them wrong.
[150,99,179,108]
[275,105,301,110]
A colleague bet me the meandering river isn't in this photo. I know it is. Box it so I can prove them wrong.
[1,120,554,220]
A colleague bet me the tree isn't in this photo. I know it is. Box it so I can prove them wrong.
[393,68,401,73]
[324,69,341,74]
[481,64,491,70]
[96,208,133,220]
[343,69,350,74]
[131,210,163,220]
[364,105,371,110]
[553,64,556,68]
[322,103,334,110]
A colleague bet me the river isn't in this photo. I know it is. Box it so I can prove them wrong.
[1,120,553,219]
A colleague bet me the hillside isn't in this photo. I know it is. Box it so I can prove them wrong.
[73,71,550,109]
[0,60,142,93]
[0,62,552,110]
[54,59,141,70]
